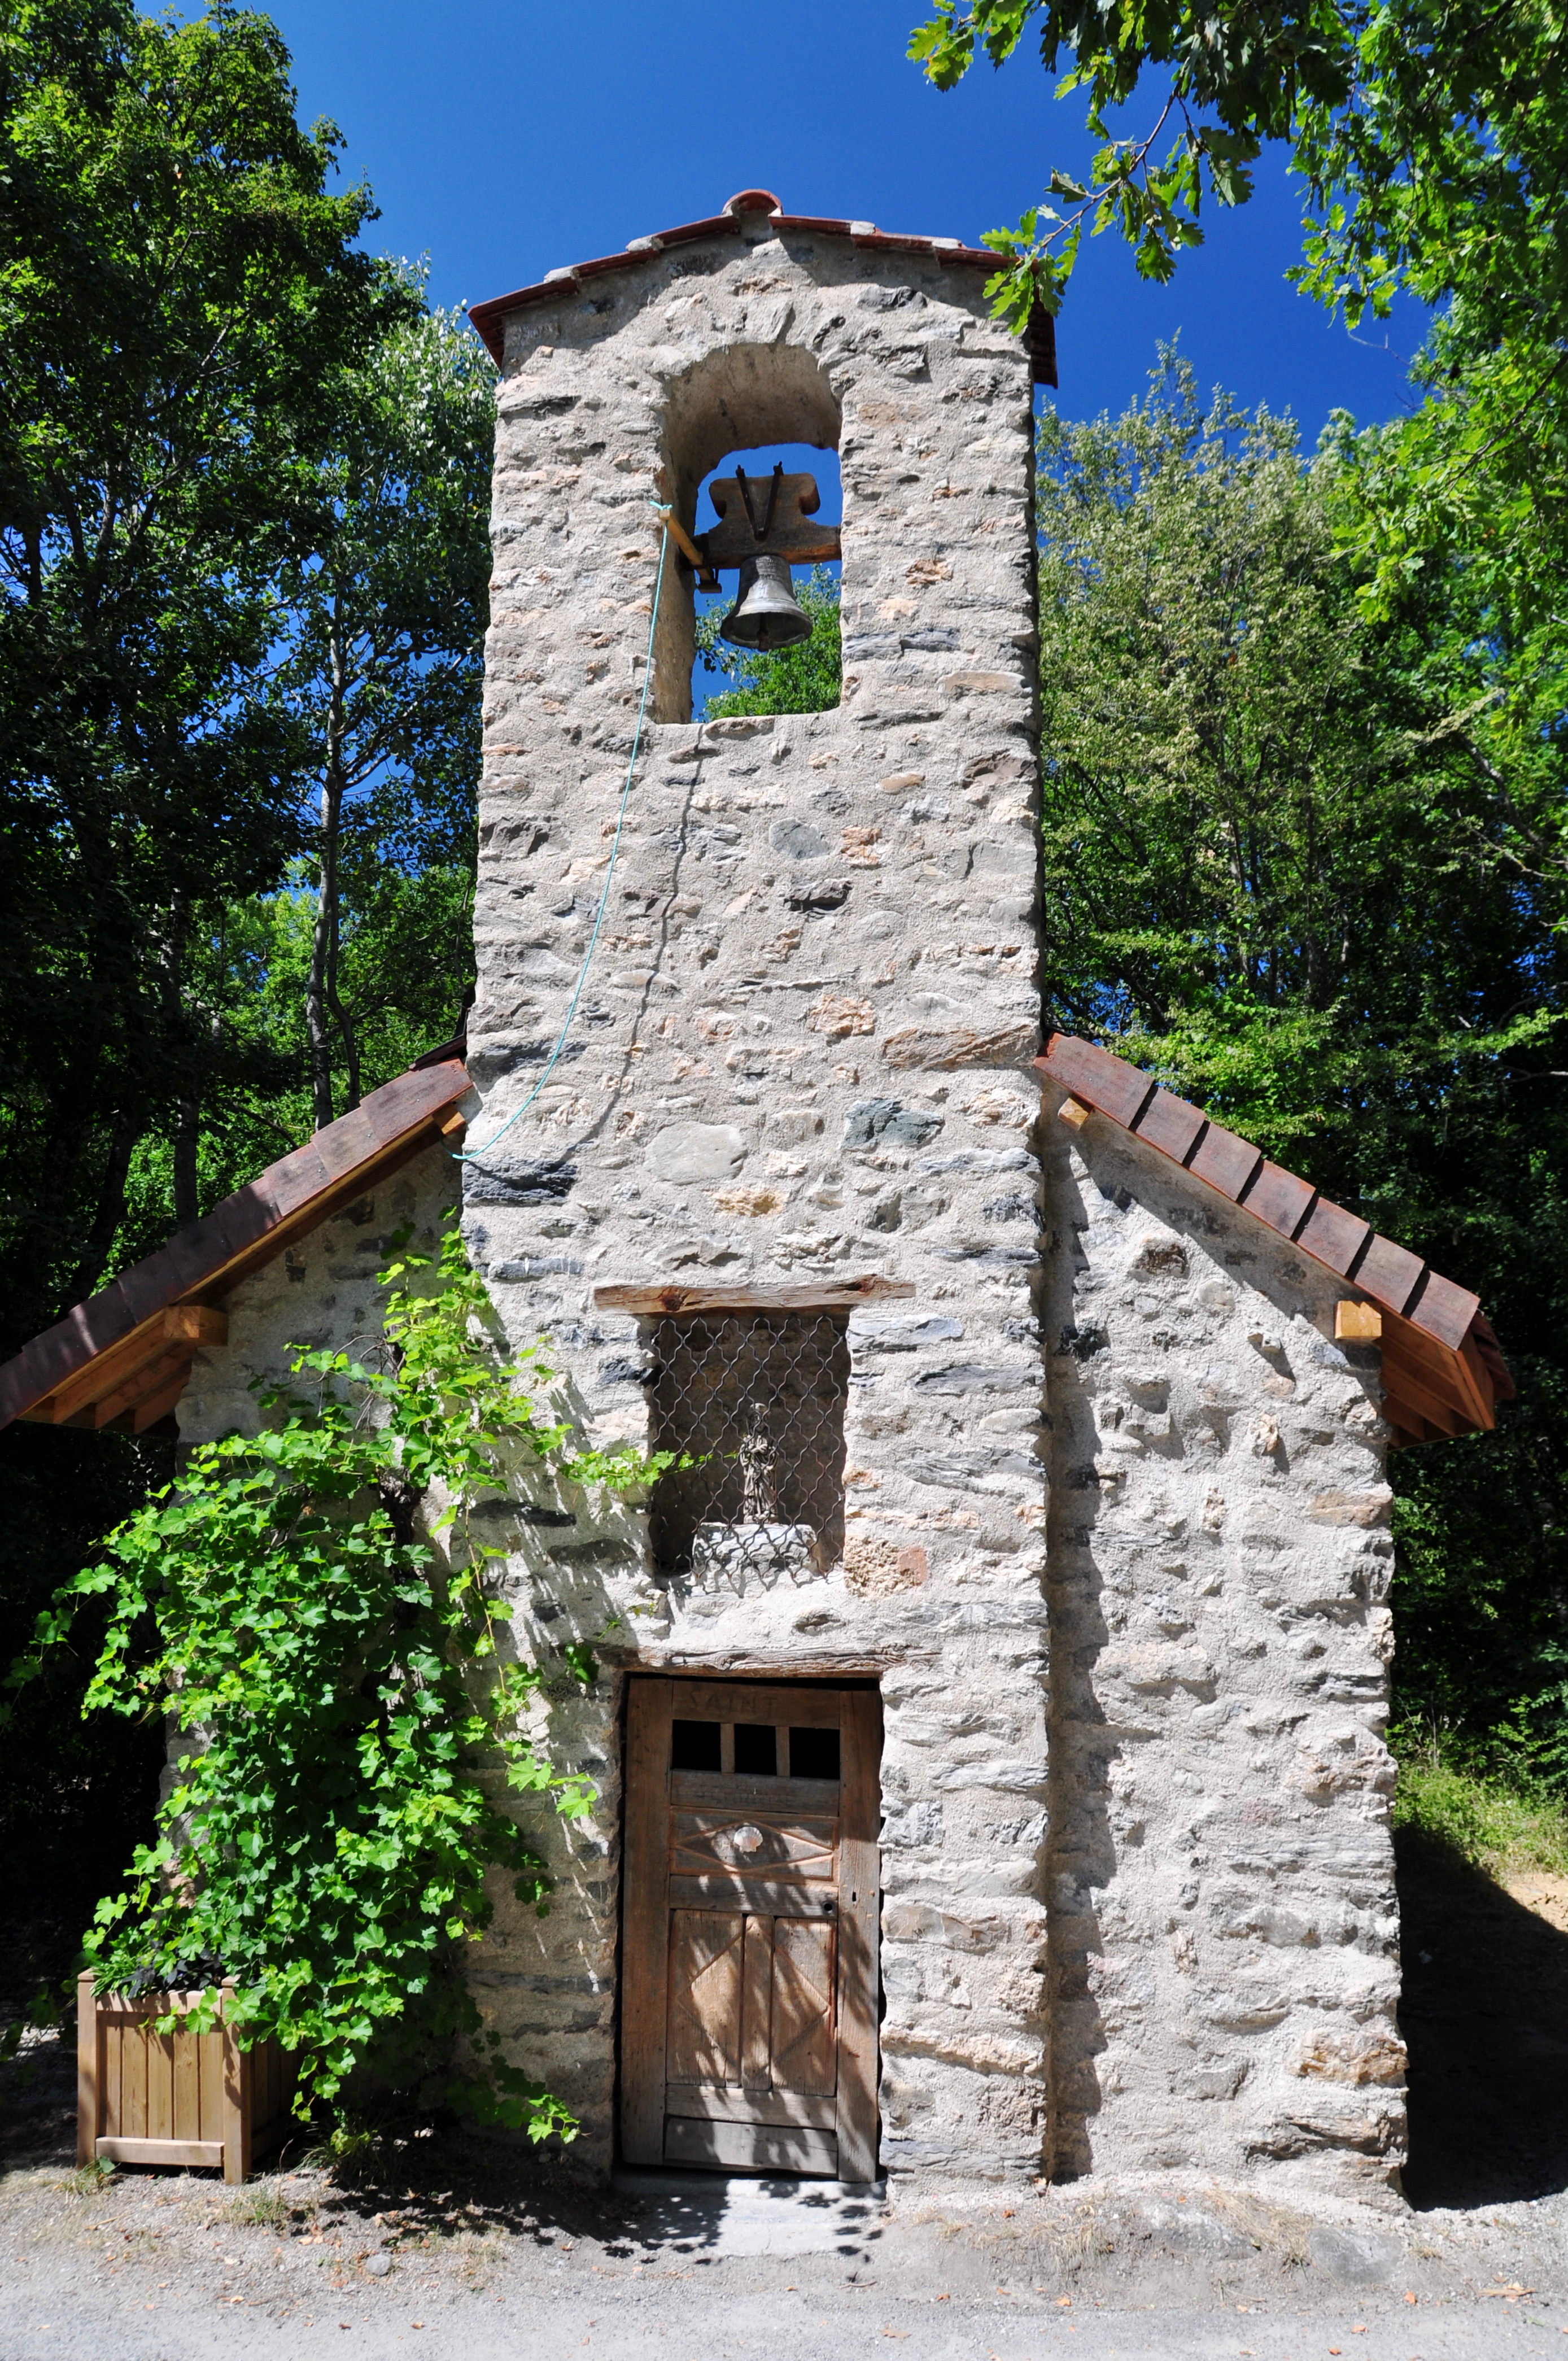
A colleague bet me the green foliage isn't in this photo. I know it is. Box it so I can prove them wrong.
[906,0,1567,340]
[0,0,392,1350]
[1392,1731,1568,1882]
[696,568,841,717]
[905,0,1568,694]
[6,1220,669,2137]
[1037,355,1568,1774]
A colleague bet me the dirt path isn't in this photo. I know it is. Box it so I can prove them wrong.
[5,1831,1568,2359]
[1398,1835,1568,2206]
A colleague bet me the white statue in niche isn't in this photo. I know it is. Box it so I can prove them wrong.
[691,1396,816,1590]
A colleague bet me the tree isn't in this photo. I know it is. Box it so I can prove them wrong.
[906,0,1568,642]
[270,281,493,1131]
[907,0,1568,343]
[1036,356,1568,1774]
[0,0,392,1355]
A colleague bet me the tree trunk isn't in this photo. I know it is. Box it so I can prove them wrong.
[173,1097,199,1230]
[305,605,351,1131]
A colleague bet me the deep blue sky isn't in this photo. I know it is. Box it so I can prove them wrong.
[261,0,1427,444]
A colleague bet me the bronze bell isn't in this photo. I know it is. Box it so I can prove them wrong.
[718,553,812,652]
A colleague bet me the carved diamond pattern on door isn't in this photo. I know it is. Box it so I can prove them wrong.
[667,1912,744,2086]
[622,1677,881,2181]
[672,1813,836,1881]
[770,1916,836,2095]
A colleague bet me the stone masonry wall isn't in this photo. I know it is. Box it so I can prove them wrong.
[175,1143,458,1443]
[1039,1095,1404,2200]
[167,198,1404,2203]
[459,206,1055,2188]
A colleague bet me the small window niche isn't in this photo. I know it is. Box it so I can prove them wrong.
[645,1311,849,1590]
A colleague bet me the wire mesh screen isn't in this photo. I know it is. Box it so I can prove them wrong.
[646,1312,850,1586]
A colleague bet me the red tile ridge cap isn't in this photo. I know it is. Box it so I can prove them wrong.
[468,194,999,362]
[1035,1033,1500,1378]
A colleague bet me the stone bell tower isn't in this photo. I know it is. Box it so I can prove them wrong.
[461,188,1052,2187]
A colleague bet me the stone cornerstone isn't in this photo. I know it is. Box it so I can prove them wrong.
[174,191,1406,2202]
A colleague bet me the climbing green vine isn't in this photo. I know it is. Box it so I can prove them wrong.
[6,1218,664,2139]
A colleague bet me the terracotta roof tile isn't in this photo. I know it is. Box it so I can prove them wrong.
[468,189,1058,384]
[1130,1086,1207,1164]
[1186,1121,1264,1202]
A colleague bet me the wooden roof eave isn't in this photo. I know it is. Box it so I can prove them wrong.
[2,1059,471,1436]
[1035,1035,1511,1450]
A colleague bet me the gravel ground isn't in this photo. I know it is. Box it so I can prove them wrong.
[3,2104,1568,2361]
[6,1843,1568,2360]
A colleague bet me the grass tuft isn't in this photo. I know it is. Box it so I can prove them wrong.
[1393,1743,1568,1881]
[224,2179,289,2228]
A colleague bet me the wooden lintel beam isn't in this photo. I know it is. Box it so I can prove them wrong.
[164,1305,228,1347]
[592,1276,916,1317]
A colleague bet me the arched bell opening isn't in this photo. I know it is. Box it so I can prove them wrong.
[690,441,841,715]
[650,343,842,725]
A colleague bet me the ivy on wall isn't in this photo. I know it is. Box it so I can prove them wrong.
[7,1221,666,2137]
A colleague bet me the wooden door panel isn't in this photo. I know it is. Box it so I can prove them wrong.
[671,1771,842,1813]
[662,2084,837,2128]
[741,1914,772,2089]
[667,1681,845,1729]
[770,1917,836,2096]
[664,2116,840,2175]
[667,1912,744,2086]
[622,1676,880,2180]
[669,1875,836,1914]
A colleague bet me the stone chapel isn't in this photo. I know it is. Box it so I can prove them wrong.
[0,188,1513,2205]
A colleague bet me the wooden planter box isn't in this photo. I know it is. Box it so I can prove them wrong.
[77,1974,294,2184]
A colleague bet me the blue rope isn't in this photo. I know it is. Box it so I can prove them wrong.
[456,516,672,1167]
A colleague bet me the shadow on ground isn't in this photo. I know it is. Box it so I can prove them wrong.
[1398,1825,1568,2207]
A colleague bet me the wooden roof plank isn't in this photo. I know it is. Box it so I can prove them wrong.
[43,1325,176,1426]
[1382,1313,1491,1430]
[0,1057,470,1432]
[1378,1348,1470,1437]
[1031,1031,1511,1446]
[91,1348,194,1430]
[130,1371,195,1435]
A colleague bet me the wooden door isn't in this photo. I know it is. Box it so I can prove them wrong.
[621,1677,881,2180]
